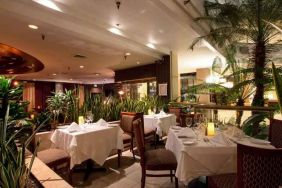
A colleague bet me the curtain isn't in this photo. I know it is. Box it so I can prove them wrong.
[23,82,35,112]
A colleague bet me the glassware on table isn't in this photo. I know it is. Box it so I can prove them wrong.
[85,111,93,124]
[186,117,193,127]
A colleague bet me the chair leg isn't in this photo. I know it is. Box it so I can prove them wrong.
[154,133,157,149]
[170,170,173,182]
[117,149,122,168]
[141,168,146,188]
[131,137,135,160]
[175,176,178,188]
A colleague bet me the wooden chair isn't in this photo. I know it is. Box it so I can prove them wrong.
[133,118,178,188]
[168,107,181,126]
[269,119,282,148]
[34,131,72,183]
[208,143,282,188]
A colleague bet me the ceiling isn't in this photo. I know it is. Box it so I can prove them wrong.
[0,0,219,84]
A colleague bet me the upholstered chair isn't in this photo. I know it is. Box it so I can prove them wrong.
[208,143,282,188]
[133,119,178,188]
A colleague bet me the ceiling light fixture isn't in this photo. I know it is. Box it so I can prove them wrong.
[125,52,131,56]
[94,73,100,76]
[52,73,57,76]
[28,24,38,30]
[137,61,140,65]
[32,0,62,12]
[146,43,156,49]
[79,65,84,69]
[108,27,123,36]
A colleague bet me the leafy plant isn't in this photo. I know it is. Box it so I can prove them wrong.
[0,76,49,188]
[190,0,282,107]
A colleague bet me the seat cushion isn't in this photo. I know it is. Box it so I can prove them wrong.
[208,173,237,188]
[122,133,132,142]
[37,148,69,165]
[145,149,177,170]
[144,127,155,136]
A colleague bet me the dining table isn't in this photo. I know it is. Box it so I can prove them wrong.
[50,123,123,169]
[143,113,176,137]
[165,126,275,185]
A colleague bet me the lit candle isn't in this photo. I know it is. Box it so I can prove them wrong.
[207,122,215,136]
[148,109,152,115]
[78,116,84,125]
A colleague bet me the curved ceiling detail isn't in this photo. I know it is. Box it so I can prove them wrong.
[0,43,44,74]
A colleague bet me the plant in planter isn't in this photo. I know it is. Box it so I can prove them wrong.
[0,76,49,188]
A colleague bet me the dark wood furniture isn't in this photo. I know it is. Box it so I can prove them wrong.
[133,118,178,188]
[208,143,282,188]
[269,119,282,148]
[168,107,181,126]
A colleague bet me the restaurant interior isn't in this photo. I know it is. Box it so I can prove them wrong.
[0,0,282,188]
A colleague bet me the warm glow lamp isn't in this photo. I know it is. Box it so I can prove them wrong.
[207,122,215,136]
[78,116,85,125]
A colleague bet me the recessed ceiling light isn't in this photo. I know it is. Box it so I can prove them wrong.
[28,24,38,30]
[146,43,156,49]
[125,52,131,56]
[108,27,123,36]
[137,61,140,64]
[52,73,57,76]
[32,0,62,12]
[79,65,84,69]
[69,78,73,81]
[94,73,100,76]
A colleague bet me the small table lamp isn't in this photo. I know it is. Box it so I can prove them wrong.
[207,122,215,136]
[78,116,85,125]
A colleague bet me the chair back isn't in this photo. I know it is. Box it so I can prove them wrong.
[269,119,282,148]
[237,143,282,188]
[120,112,144,134]
[132,118,145,165]
[168,107,181,123]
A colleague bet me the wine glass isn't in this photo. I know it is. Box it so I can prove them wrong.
[186,117,193,127]
[85,111,93,124]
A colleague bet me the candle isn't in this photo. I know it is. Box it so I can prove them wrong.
[148,109,152,115]
[78,116,85,125]
[207,122,215,136]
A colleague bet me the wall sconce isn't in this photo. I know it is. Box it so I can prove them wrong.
[207,122,215,136]
[118,90,124,95]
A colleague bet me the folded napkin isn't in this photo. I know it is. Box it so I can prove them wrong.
[210,133,232,146]
[96,118,108,126]
[66,122,81,133]
[178,128,196,138]
[159,110,167,115]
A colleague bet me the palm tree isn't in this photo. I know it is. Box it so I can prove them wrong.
[191,0,282,107]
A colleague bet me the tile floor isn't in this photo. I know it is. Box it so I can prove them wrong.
[71,150,186,188]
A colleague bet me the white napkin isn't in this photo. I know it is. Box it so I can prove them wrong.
[178,128,196,138]
[66,122,81,133]
[96,118,108,126]
[210,133,232,146]
[159,110,167,115]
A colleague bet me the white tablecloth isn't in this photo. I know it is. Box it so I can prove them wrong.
[50,124,123,168]
[165,128,275,184]
[144,114,176,136]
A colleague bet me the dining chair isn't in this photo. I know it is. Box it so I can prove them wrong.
[136,112,157,149]
[208,143,282,188]
[133,118,178,188]
[33,131,72,183]
[120,112,138,159]
[269,119,282,148]
[168,107,181,126]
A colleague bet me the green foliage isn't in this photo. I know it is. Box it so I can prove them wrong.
[46,89,79,124]
[81,94,165,122]
[0,76,49,188]
[272,63,282,114]
[241,113,269,139]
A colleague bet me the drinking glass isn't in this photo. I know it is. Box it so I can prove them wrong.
[85,111,93,124]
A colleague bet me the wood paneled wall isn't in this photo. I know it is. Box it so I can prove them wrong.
[34,81,55,110]
[115,55,170,101]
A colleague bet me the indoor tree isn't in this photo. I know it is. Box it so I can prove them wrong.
[191,0,282,107]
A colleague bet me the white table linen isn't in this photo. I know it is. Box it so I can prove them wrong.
[144,114,176,136]
[166,128,236,184]
[165,128,275,184]
[51,124,123,168]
